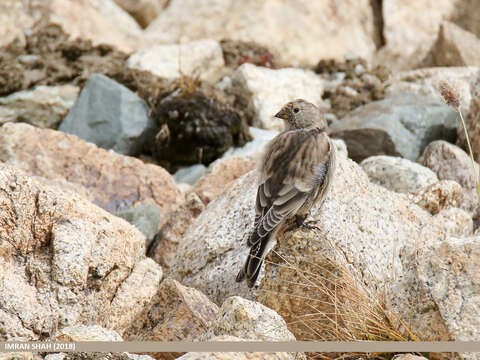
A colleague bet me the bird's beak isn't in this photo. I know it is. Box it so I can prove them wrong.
[275,108,288,120]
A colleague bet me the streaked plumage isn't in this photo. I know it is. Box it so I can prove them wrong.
[236,99,336,288]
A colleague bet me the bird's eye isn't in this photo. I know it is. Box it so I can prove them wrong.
[293,108,300,113]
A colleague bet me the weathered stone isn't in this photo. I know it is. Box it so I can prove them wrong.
[418,236,480,341]
[194,157,256,204]
[0,164,157,340]
[148,192,205,271]
[0,0,142,52]
[55,325,123,341]
[330,92,458,161]
[360,155,438,193]
[201,296,295,341]
[419,140,479,213]
[422,21,480,67]
[408,180,462,215]
[231,64,325,130]
[144,0,376,67]
[0,85,79,129]
[429,207,473,238]
[124,278,219,360]
[127,40,225,83]
[173,165,207,186]
[59,74,154,156]
[0,123,184,225]
[376,0,459,70]
[177,339,297,360]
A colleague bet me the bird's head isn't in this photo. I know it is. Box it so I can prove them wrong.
[274,99,327,131]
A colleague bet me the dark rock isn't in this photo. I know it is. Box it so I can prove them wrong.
[149,89,252,171]
[59,73,154,156]
[330,128,400,163]
[329,92,458,161]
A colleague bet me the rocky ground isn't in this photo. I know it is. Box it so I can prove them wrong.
[1,1,480,360]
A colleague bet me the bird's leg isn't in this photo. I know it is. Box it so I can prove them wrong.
[300,212,322,231]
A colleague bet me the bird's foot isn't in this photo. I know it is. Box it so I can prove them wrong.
[301,219,321,231]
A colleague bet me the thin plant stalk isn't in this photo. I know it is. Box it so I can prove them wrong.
[457,109,480,199]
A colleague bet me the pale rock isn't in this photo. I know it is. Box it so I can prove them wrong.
[144,0,377,67]
[108,258,163,334]
[124,278,218,343]
[0,164,154,339]
[113,0,168,28]
[116,203,161,248]
[428,207,473,238]
[422,21,480,67]
[360,155,438,193]
[393,355,429,360]
[49,0,143,52]
[222,127,278,159]
[194,157,256,204]
[376,0,459,70]
[201,296,295,341]
[418,236,480,341]
[0,0,142,52]
[128,40,225,83]
[0,123,184,226]
[178,338,298,360]
[419,140,479,213]
[55,325,123,341]
[231,64,325,130]
[408,180,462,215]
[0,85,79,129]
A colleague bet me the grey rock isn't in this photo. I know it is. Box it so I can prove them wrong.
[330,92,458,161]
[173,164,207,186]
[223,127,279,159]
[419,140,479,213]
[59,73,154,156]
[115,202,161,247]
[360,155,438,193]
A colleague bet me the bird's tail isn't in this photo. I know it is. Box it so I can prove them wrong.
[236,233,272,288]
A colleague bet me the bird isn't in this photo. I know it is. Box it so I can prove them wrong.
[235,99,337,288]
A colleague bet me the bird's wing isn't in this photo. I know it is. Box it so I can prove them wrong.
[248,128,332,246]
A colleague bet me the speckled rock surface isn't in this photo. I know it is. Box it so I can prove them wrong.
[408,180,462,214]
[0,164,159,340]
[420,140,479,213]
[418,236,480,341]
[54,325,123,341]
[201,296,295,341]
[124,278,219,342]
[360,155,438,193]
